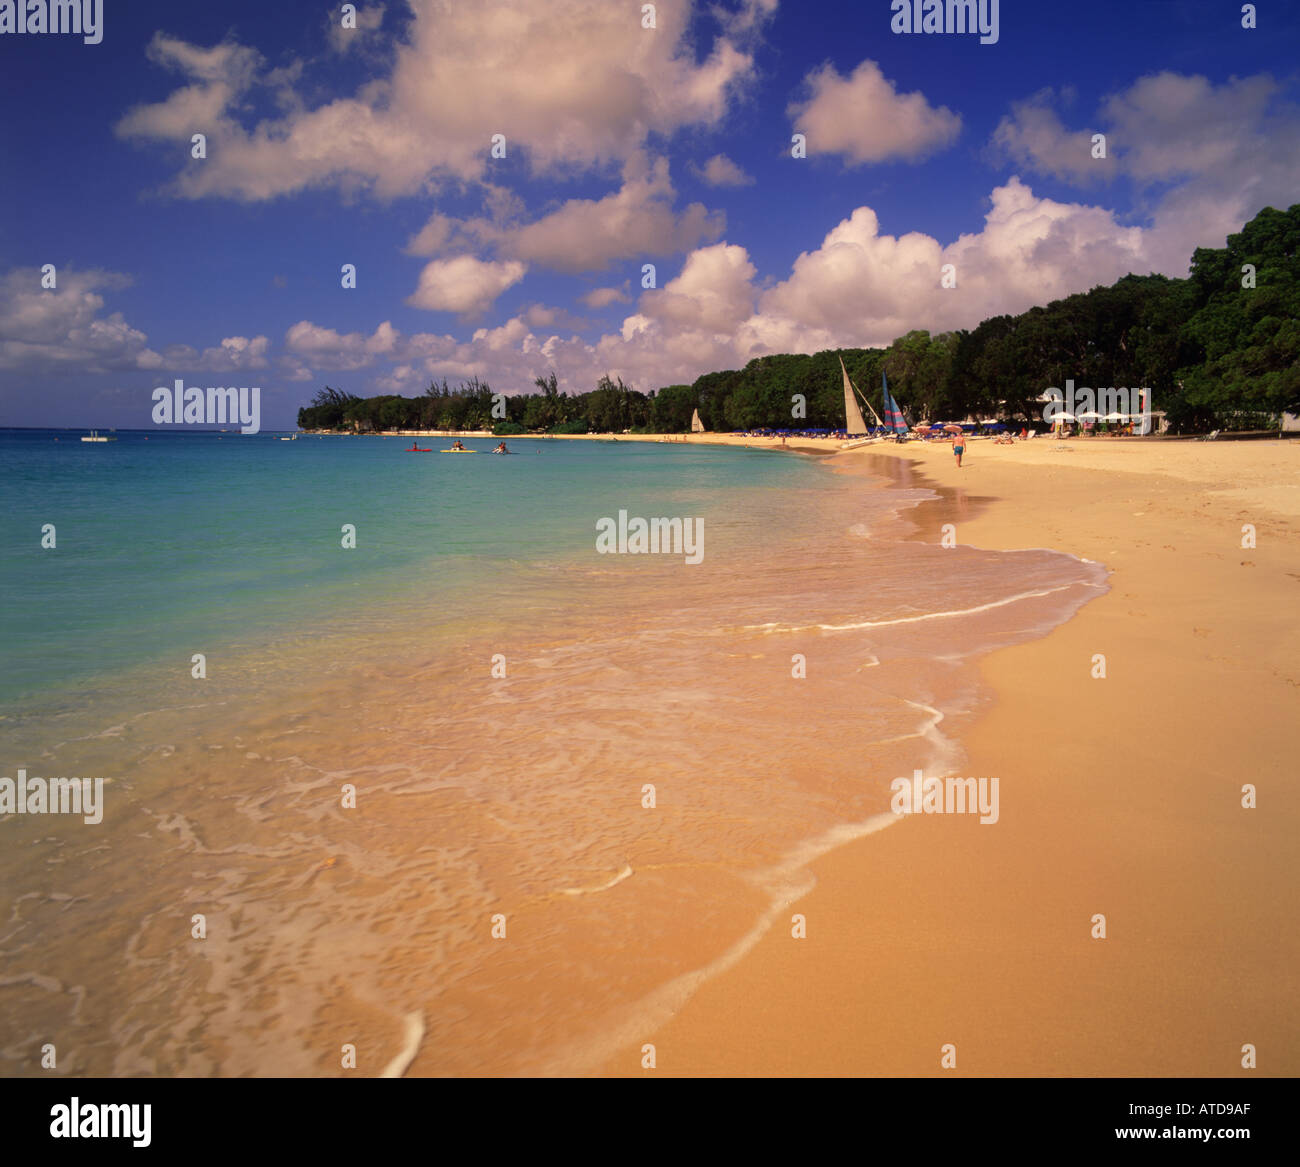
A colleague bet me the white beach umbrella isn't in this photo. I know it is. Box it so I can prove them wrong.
[1076,410,1102,419]
[1055,411,1077,422]
[1104,411,1129,421]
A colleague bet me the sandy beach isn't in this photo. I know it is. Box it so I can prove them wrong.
[10,0,1300,1128]
[593,435,1300,1076]
[6,428,1294,1079]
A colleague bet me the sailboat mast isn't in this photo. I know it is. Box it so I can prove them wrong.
[840,356,884,429]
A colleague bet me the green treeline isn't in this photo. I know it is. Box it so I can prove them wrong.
[298,204,1298,435]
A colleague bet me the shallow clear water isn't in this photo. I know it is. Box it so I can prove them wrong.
[0,430,1106,1075]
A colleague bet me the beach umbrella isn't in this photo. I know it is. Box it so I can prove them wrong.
[1055,411,1077,422]
[1077,410,1102,420]
[912,423,930,431]
[942,423,963,434]
[1104,411,1128,421]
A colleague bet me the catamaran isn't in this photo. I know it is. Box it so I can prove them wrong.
[839,357,884,448]
[80,430,116,442]
[880,371,910,439]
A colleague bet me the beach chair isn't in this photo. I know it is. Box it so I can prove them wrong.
[1201,429,1220,441]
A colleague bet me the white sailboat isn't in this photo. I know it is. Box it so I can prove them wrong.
[839,357,883,447]
[691,408,705,433]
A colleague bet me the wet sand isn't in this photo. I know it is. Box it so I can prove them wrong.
[599,436,1300,1076]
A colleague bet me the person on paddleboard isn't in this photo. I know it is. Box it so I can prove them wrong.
[450,439,466,450]
[493,441,510,454]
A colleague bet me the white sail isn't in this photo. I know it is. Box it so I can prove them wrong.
[691,408,705,433]
[840,357,876,433]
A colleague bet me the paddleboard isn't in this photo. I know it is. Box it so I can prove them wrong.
[440,448,477,453]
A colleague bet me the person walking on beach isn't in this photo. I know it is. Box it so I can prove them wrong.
[952,432,965,468]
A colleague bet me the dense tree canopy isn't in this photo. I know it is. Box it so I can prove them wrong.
[299,205,1299,435]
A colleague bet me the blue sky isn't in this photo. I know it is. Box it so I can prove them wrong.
[1,0,1297,429]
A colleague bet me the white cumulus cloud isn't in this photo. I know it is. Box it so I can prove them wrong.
[989,72,1300,274]
[404,154,723,274]
[406,256,528,318]
[116,0,760,201]
[693,153,754,186]
[788,59,961,165]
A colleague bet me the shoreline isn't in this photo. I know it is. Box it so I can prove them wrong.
[598,436,1299,1076]
[5,430,1295,1076]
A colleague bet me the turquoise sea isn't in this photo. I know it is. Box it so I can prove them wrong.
[1,429,827,706]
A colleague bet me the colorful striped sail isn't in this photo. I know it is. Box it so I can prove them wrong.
[881,371,908,433]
